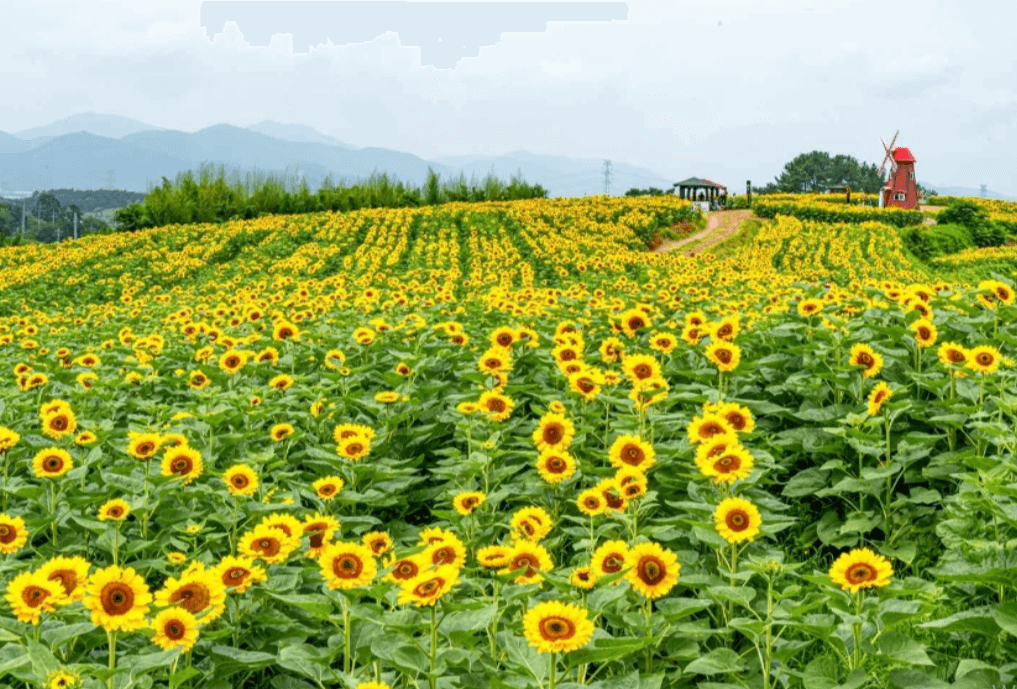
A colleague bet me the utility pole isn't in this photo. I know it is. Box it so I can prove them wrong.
[74,212,78,240]
[55,210,59,242]
[21,200,25,237]
[603,159,612,196]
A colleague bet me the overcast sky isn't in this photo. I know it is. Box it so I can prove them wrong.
[2,0,1014,194]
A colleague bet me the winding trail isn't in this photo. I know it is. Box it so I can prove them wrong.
[654,209,755,256]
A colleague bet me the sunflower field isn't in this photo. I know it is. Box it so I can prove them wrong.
[1,194,1016,689]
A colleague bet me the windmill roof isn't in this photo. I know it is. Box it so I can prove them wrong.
[893,147,916,163]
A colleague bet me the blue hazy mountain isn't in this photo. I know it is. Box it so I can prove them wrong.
[245,121,360,150]
[14,113,167,140]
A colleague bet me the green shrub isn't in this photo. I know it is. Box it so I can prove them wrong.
[902,223,973,261]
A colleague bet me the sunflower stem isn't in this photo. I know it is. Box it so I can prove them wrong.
[230,497,240,556]
[851,592,864,669]
[107,630,117,689]
[343,595,352,676]
[112,521,120,566]
[142,460,151,539]
[549,651,557,689]
[429,604,438,689]
[642,600,653,673]
[49,481,58,548]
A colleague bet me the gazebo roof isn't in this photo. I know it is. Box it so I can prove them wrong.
[675,177,727,189]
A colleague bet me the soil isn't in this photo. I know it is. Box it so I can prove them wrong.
[654,210,755,256]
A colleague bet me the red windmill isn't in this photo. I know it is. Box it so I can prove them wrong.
[878,130,918,209]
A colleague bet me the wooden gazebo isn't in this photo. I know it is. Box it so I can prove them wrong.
[673,177,727,206]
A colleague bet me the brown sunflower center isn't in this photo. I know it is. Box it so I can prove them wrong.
[413,577,443,597]
[583,497,601,509]
[858,353,873,367]
[319,484,336,496]
[848,563,877,583]
[171,457,193,474]
[560,350,576,361]
[394,561,419,580]
[701,422,725,438]
[717,325,732,339]
[628,317,645,330]
[22,585,50,607]
[231,475,249,489]
[171,583,211,613]
[487,399,506,412]
[100,582,135,616]
[977,353,993,365]
[622,444,645,466]
[602,554,624,573]
[51,416,68,430]
[547,457,566,473]
[48,570,77,595]
[255,538,281,556]
[462,497,479,508]
[0,525,12,542]
[543,424,563,444]
[539,616,576,640]
[164,620,186,640]
[714,454,742,473]
[333,554,363,578]
[224,568,250,585]
[917,327,931,340]
[715,349,732,363]
[948,350,965,363]
[44,456,64,472]
[725,509,749,531]
[634,364,651,379]
[345,442,364,455]
[726,414,746,431]
[107,506,124,518]
[638,556,666,585]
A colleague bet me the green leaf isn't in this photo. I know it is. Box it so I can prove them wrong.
[370,635,429,675]
[42,622,96,648]
[990,601,1017,637]
[568,636,655,665]
[876,632,935,666]
[126,648,182,675]
[27,641,60,679]
[655,597,712,622]
[499,632,546,683]
[683,647,745,675]
[783,468,829,497]
[918,608,1000,637]
[266,592,333,620]
[170,665,202,689]
[439,603,498,634]
[277,645,331,683]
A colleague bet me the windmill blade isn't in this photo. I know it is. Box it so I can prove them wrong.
[887,130,899,151]
[878,138,894,176]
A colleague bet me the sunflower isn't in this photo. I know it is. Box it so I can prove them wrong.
[797,298,824,318]
[333,424,376,443]
[323,349,346,371]
[697,445,754,484]
[213,555,267,594]
[452,491,486,515]
[397,564,460,606]
[717,402,754,434]
[270,423,294,442]
[303,514,340,558]
[188,370,211,389]
[223,464,259,497]
[909,318,937,349]
[705,341,741,372]
[478,390,515,422]
[501,542,554,584]
[161,446,204,485]
[599,337,624,363]
[151,607,199,651]
[615,467,648,500]
[570,566,597,590]
[476,545,513,569]
[33,448,73,478]
[0,427,20,453]
[695,433,741,468]
[532,413,575,452]
[83,565,152,631]
[619,308,651,338]
[711,316,740,341]
[568,369,602,401]
[313,475,344,501]
[318,541,378,590]
[867,382,892,416]
[76,372,98,389]
[240,524,299,565]
[937,342,968,367]
[269,374,294,391]
[828,547,893,593]
[272,321,300,341]
[622,354,660,385]
[362,531,394,558]
[536,450,577,484]
[686,414,734,444]
[154,570,227,625]
[455,401,479,415]
[523,601,595,653]
[382,553,426,584]
[418,526,455,546]
[337,436,371,461]
[576,489,606,516]
[38,556,91,603]
[591,540,629,582]
[127,433,161,460]
[648,331,678,355]
[374,391,401,404]
[967,345,1000,375]
[41,407,77,440]
[608,434,656,471]
[424,535,467,569]
[218,349,247,375]
[625,542,680,599]
[511,506,554,543]
[45,669,80,689]
[256,347,280,365]
[98,499,130,522]
[258,513,303,542]
[714,497,762,544]
[551,343,581,365]
[849,343,884,379]
[167,553,187,564]
[0,514,29,554]
[5,570,65,624]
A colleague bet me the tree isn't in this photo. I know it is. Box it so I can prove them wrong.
[0,204,12,236]
[772,151,885,193]
[34,192,62,218]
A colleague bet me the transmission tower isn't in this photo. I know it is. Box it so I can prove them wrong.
[603,160,612,196]
[980,184,987,198]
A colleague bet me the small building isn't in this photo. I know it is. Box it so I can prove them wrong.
[673,177,727,210]
[880,147,918,210]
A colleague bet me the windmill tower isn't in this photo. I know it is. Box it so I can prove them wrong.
[878,131,918,209]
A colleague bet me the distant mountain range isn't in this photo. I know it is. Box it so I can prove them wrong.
[922,183,1016,202]
[0,112,675,199]
[2,113,1012,202]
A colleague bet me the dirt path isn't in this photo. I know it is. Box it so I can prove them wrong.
[654,210,755,256]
